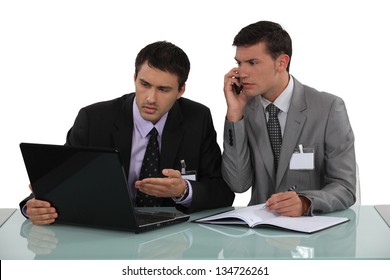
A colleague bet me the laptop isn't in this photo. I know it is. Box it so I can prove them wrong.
[19,142,190,233]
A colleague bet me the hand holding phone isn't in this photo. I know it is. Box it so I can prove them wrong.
[232,79,243,94]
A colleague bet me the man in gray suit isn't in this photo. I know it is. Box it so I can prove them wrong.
[222,21,356,216]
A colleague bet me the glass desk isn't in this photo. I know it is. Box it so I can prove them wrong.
[0,205,389,260]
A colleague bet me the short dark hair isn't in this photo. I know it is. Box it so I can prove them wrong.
[135,41,191,89]
[233,21,292,72]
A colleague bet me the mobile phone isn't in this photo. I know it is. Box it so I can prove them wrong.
[232,80,243,94]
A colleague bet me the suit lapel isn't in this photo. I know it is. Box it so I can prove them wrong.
[113,94,135,177]
[276,78,307,190]
[160,100,185,169]
[247,97,276,183]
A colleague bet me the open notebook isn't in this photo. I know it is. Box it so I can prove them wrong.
[194,203,349,234]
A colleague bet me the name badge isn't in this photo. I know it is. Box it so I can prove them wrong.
[182,171,197,181]
[289,145,314,170]
[180,160,197,180]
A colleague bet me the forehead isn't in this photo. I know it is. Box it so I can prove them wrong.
[235,42,270,61]
[137,62,179,87]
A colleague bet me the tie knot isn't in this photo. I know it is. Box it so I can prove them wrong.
[266,103,280,117]
[149,127,158,137]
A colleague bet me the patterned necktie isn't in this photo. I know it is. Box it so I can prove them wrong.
[266,103,282,171]
[136,127,160,207]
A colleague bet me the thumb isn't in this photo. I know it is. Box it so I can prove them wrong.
[162,169,181,178]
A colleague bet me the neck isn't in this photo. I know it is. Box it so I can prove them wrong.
[263,73,290,102]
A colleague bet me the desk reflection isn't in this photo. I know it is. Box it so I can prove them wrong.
[20,221,194,259]
[19,209,357,259]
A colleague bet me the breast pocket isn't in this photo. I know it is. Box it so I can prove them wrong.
[286,144,317,188]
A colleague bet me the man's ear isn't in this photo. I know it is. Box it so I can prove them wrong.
[134,73,137,82]
[277,54,290,72]
[177,83,186,99]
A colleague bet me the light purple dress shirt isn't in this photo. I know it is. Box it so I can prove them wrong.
[128,100,192,207]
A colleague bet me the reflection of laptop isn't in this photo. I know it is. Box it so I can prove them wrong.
[374,205,390,227]
[19,143,189,233]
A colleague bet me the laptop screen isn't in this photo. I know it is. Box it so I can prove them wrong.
[20,143,139,231]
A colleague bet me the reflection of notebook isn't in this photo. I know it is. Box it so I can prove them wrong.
[374,205,390,227]
[19,143,189,233]
[0,208,16,227]
[197,223,309,238]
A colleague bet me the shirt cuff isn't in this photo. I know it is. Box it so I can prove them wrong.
[172,180,193,207]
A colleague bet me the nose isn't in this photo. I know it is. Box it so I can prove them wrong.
[146,89,157,103]
[237,65,249,80]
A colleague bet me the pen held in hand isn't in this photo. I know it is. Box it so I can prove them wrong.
[288,185,296,192]
[263,185,297,209]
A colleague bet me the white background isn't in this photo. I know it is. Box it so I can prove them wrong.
[1,0,389,209]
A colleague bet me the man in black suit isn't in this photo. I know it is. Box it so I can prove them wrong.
[20,41,234,225]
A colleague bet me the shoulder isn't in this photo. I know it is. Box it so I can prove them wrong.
[177,97,210,110]
[176,97,212,116]
[81,93,134,114]
[293,77,345,107]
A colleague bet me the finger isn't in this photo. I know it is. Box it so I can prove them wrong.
[135,180,166,196]
[26,198,51,208]
[135,178,167,189]
[224,67,239,80]
[266,194,294,210]
[30,215,57,225]
[224,69,240,89]
[26,205,56,216]
[276,206,302,217]
[162,169,181,178]
[225,76,240,93]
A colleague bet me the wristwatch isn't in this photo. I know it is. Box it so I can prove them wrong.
[174,180,189,201]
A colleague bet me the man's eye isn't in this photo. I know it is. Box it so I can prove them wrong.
[159,87,170,92]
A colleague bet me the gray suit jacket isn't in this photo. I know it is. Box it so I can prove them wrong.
[222,77,356,214]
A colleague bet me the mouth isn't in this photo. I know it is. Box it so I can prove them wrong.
[242,83,253,89]
[142,105,158,114]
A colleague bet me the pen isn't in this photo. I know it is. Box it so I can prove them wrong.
[288,185,296,192]
[263,185,296,209]
[180,160,186,174]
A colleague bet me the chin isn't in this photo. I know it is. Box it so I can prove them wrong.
[141,114,158,124]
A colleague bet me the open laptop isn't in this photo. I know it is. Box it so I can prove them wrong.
[19,142,189,233]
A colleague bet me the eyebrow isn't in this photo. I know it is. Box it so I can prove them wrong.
[140,78,151,85]
[139,78,173,91]
[235,57,259,63]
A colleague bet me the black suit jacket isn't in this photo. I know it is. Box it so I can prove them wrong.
[20,93,234,213]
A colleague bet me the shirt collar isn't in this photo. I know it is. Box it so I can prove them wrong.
[133,99,167,137]
[260,75,294,113]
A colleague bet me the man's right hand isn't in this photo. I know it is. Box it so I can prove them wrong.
[224,67,248,122]
[26,198,58,225]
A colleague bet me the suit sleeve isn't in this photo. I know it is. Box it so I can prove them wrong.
[299,97,356,213]
[65,108,89,146]
[180,110,235,213]
[221,119,253,193]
